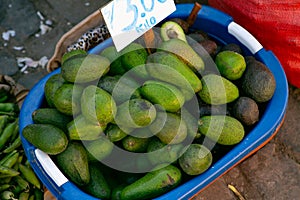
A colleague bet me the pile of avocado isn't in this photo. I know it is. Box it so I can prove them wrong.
[22,19,276,200]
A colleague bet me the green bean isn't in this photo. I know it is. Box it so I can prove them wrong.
[33,188,43,200]
[28,194,35,200]
[0,150,18,165]
[0,111,17,116]
[2,151,19,168]
[0,177,11,184]
[0,184,10,192]
[18,153,23,163]
[0,95,8,103]
[9,119,19,143]
[13,175,30,192]
[0,103,18,113]
[0,165,20,178]
[18,154,24,163]
[19,164,41,189]
[3,135,21,153]
[11,184,23,196]
[0,190,17,200]
[19,191,30,200]
[0,119,18,150]
[0,90,8,97]
[12,154,23,172]
[0,115,9,135]
[24,160,30,168]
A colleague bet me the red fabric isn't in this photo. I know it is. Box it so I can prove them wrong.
[208,0,300,88]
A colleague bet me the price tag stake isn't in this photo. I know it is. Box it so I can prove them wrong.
[101,0,176,51]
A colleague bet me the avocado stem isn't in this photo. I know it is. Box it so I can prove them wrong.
[186,2,202,27]
[143,28,155,54]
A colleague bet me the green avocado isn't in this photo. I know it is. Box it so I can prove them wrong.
[114,98,156,129]
[81,85,117,126]
[61,49,87,64]
[150,112,187,145]
[120,43,148,79]
[198,74,239,105]
[22,124,68,155]
[147,137,184,166]
[146,51,202,99]
[53,83,84,116]
[44,74,65,108]
[159,38,205,72]
[106,124,128,142]
[198,115,245,145]
[160,21,187,42]
[98,75,142,104]
[67,115,106,140]
[178,144,212,175]
[61,54,110,83]
[215,50,246,80]
[55,142,90,186]
[140,80,185,113]
[82,163,111,199]
[100,46,126,76]
[122,135,150,153]
[32,108,72,133]
[120,165,181,200]
[85,136,114,162]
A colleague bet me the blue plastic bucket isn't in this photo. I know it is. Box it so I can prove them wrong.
[19,4,288,200]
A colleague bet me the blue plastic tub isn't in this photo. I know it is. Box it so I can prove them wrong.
[19,4,288,200]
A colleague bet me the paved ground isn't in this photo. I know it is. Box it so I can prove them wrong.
[1,0,299,199]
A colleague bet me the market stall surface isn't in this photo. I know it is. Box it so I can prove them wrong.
[1,0,299,199]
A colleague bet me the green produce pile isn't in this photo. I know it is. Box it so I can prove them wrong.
[0,89,43,200]
[21,18,276,200]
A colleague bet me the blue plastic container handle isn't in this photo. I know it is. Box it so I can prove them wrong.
[19,4,288,200]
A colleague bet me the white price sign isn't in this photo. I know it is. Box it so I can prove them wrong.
[101,0,176,51]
